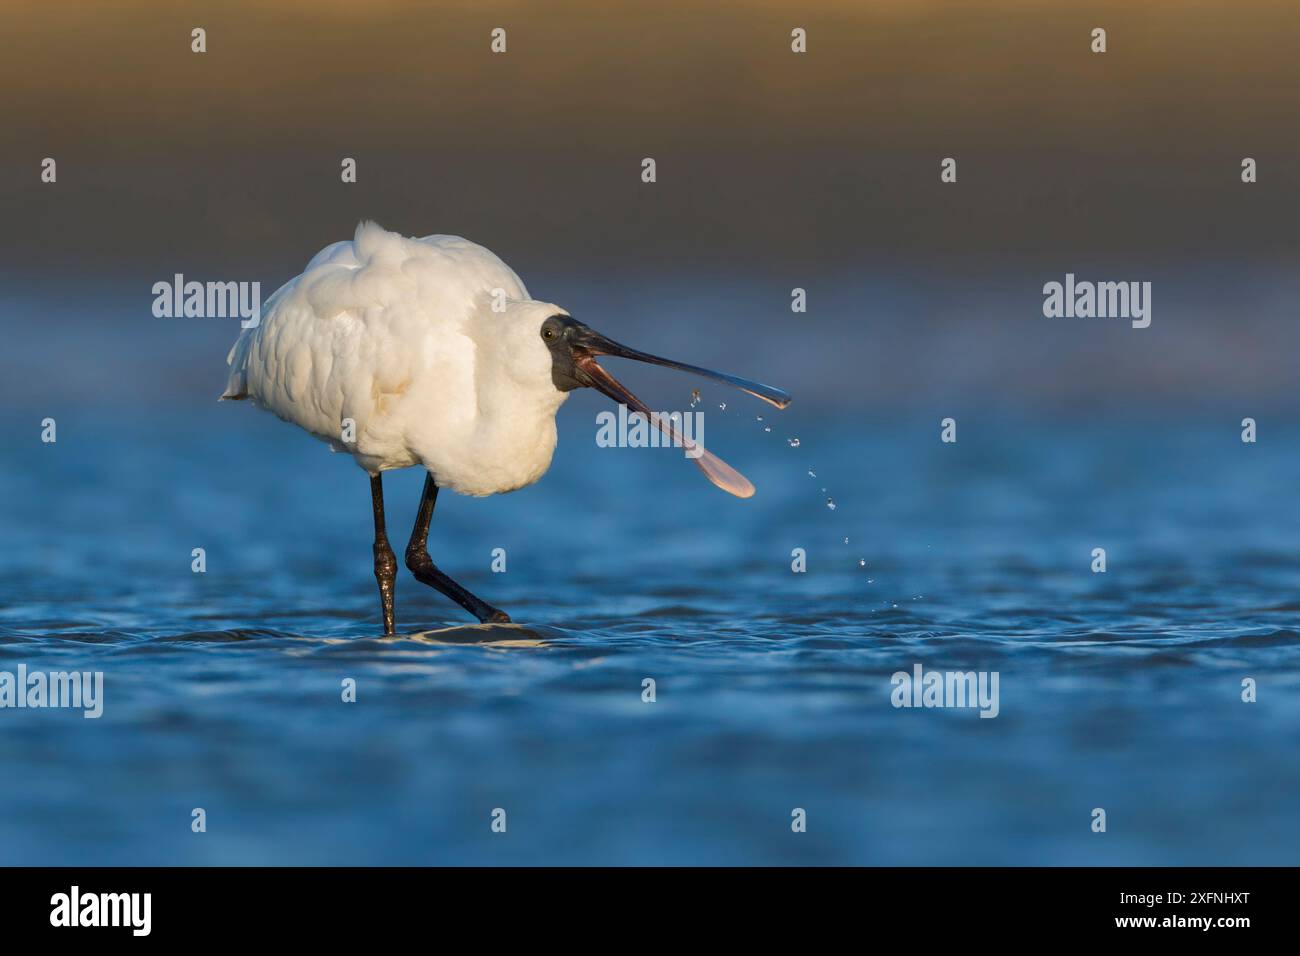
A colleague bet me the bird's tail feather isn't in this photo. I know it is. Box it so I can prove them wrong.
[219,328,252,400]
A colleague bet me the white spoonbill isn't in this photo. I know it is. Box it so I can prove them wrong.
[221,222,790,633]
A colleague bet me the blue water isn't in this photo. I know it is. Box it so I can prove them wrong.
[2,404,1298,865]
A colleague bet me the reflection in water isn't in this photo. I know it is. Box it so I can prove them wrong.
[407,625,552,648]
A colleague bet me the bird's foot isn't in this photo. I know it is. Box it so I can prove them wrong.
[481,608,512,625]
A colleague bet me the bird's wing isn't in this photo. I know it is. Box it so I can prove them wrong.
[411,232,530,300]
[220,223,531,466]
[222,224,529,401]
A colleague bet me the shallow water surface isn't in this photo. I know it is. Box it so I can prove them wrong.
[1,409,1298,864]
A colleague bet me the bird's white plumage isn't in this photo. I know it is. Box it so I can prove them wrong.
[223,222,570,496]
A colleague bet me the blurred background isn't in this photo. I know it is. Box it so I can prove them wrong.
[2,1,1298,866]
[3,0,1299,412]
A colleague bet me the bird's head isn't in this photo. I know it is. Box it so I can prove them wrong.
[532,310,791,498]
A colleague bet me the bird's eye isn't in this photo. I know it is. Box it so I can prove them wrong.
[542,327,556,341]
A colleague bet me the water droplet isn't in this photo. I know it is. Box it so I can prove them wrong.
[807,469,816,478]
[867,578,875,584]
[859,559,866,567]
[763,426,771,433]
[787,437,801,448]
[843,536,849,545]
[718,402,727,411]
[756,415,764,423]
[826,497,836,511]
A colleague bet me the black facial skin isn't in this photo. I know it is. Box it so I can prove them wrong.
[541,313,586,392]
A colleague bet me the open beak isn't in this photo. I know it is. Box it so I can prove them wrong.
[567,324,792,499]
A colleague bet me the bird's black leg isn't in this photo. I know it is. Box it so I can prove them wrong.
[370,474,398,636]
[404,474,511,624]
